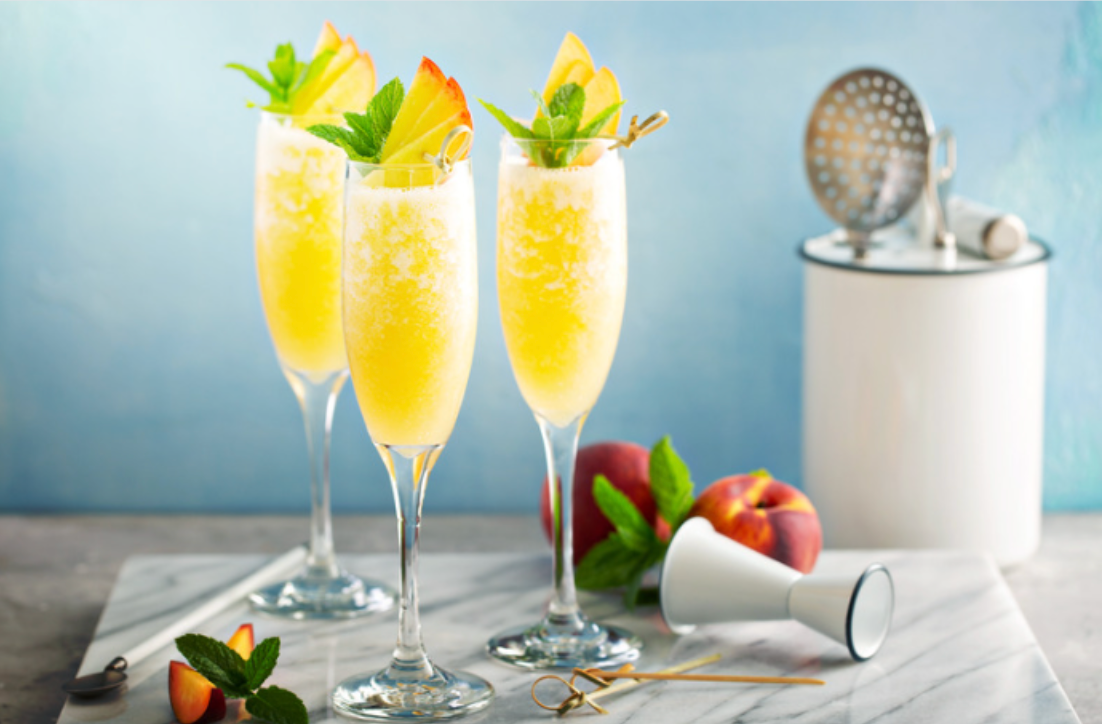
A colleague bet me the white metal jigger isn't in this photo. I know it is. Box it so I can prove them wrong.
[660,518,895,661]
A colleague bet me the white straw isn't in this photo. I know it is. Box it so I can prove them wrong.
[116,545,308,667]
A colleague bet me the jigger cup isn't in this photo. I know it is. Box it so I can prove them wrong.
[660,518,894,661]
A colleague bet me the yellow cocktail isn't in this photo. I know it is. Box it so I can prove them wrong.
[333,155,493,719]
[237,23,395,622]
[488,137,642,670]
[321,56,492,719]
[248,113,396,621]
[342,166,478,446]
[254,113,347,377]
[483,28,656,672]
[497,144,627,427]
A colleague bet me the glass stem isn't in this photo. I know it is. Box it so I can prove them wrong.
[379,444,439,679]
[538,413,590,635]
[287,368,347,579]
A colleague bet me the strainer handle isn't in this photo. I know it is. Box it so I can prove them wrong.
[927,128,957,250]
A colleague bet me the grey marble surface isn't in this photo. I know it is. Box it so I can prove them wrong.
[56,549,1078,724]
[1,514,1099,723]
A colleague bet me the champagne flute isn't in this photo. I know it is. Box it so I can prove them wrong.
[330,152,494,719]
[486,136,643,668]
[249,111,396,619]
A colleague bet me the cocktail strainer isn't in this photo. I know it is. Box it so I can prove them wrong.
[804,68,933,253]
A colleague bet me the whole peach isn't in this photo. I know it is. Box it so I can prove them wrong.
[539,441,668,564]
[688,473,822,573]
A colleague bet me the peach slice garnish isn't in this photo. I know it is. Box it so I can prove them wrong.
[312,20,342,57]
[540,32,595,108]
[581,67,622,135]
[379,57,472,171]
[293,26,375,115]
[225,623,255,660]
[307,49,375,115]
[573,66,623,166]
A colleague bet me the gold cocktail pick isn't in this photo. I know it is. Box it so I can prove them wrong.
[601,110,670,150]
[422,124,474,178]
[530,653,824,716]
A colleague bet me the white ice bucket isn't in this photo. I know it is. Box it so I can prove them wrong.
[801,233,1050,566]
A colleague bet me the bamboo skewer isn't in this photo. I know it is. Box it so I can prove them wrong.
[579,669,825,687]
[531,653,823,716]
[582,654,721,703]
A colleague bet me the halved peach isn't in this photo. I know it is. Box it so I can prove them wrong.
[169,661,226,724]
[226,623,254,661]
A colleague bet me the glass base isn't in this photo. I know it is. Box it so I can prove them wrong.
[485,619,643,670]
[249,571,396,621]
[331,662,494,720]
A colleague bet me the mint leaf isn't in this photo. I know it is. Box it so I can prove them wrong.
[342,114,383,156]
[268,44,297,90]
[226,64,280,98]
[309,77,405,164]
[368,77,405,141]
[305,124,371,161]
[530,89,554,120]
[575,534,642,589]
[175,633,250,698]
[578,101,625,138]
[548,83,585,132]
[246,686,309,724]
[650,436,695,529]
[244,637,280,691]
[593,475,657,552]
[478,100,535,140]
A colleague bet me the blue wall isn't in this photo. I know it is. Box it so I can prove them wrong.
[1,2,1099,513]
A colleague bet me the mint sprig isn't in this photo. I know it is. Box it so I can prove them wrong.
[307,77,404,163]
[176,633,252,698]
[575,436,695,608]
[176,633,307,724]
[227,42,334,113]
[479,83,625,168]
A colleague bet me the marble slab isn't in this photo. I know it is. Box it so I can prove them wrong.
[58,551,1079,724]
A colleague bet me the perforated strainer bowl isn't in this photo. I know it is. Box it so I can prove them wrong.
[805,68,933,247]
